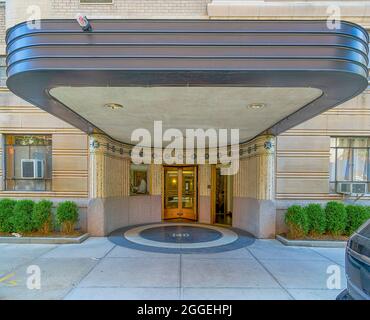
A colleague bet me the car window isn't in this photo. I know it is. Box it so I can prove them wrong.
[358,219,370,238]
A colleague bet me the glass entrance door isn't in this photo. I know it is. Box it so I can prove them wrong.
[164,166,197,220]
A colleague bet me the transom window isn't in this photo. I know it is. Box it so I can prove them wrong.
[80,0,113,3]
[330,137,370,194]
[4,135,52,191]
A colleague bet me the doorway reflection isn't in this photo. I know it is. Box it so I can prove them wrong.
[214,167,233,225]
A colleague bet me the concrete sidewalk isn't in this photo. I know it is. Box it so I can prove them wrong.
[0,238,345,300]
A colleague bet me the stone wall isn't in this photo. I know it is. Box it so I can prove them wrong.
[275,90,370,234]
[233,135,276,238]
[0,3,5,55]
[208,0,370,28]
[88,134,162,236]
[0,89,89,230]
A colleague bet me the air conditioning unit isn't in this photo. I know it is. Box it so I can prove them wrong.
[337,182,351,194]
[21,159,44,179]
[351,183,367,195]
[337,182,367,195]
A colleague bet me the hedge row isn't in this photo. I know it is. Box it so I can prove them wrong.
[0,199,79,234]
[285,202,370,238]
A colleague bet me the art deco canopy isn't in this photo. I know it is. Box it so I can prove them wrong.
[6,19,369,144]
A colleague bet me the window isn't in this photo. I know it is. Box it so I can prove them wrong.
[330,137,370,193]
[130,164,149,195]
[0,56,7,88]
[4,135,52,191]
[80,0,113,3]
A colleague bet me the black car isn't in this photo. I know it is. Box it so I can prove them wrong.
[337,219,370,300]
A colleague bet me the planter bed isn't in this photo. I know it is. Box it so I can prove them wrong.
[276,234,347,248]
[0,232,89,244]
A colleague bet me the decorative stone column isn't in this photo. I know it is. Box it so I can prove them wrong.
[87,133,131,236]
[256,136,275,201]
[89,135,105,199]
[233,135,276,238]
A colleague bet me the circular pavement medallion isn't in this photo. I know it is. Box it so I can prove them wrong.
[108,223,255,254]
[140,225,223,243]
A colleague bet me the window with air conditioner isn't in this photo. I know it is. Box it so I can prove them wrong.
[21,159,45,179]
[330,137,370,195]
[4,135,52,191]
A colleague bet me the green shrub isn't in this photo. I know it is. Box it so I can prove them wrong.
[346,205,370,235]
[32,200,53,234]
[325,201,347,236]
[305,204,326,235]
[11,200,35,233]
[284,205,309,238]
[56,201,79,234]
[0,199,17,233]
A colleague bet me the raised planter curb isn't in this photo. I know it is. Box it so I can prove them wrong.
[0,233,89,244]
[276,234,347,248]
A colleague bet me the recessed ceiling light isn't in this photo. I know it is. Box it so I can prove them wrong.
[247,103,266,110]
[104,103,124,110]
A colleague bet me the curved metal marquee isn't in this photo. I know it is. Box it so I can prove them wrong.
[6,19,369,138]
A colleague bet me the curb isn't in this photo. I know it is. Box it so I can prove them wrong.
[0,233,89,244]
[276,234,347,248]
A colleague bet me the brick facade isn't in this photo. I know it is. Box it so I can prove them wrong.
[6,0,210,28]
[52,0,210,18]
[0,3,5,55]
